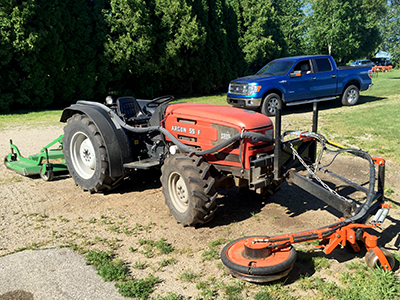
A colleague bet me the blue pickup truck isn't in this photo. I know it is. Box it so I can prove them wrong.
[227,55,373,116]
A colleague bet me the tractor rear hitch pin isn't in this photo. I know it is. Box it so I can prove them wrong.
[377,208,389,224]
[371,209,383,223]
[371,204,391,224]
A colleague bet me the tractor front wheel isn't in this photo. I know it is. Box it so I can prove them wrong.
[161,154,218,226]
[62,114,116,193]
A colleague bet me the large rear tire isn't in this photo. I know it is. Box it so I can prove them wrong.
[161,154,218,226]
[62,114,117,193]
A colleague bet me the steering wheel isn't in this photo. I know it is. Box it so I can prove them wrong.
[146,95,175,108]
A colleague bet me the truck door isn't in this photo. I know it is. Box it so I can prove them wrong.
[310,58,337,98]
[285,59,313,103]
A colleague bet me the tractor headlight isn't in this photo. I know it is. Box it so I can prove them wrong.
[265,128,274,140]
[105,95,114,104]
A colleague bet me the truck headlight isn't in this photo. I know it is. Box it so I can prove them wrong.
[247,85,261,95]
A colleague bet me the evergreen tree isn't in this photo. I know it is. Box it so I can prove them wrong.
[55,0,99,104]
[186,0,246,93]
[0,0,65,110]
[271,0,306,57]
[104,0,156,97]
[0,0,17,111]
[230,0,286,73]
[152,0,206,94]
[0,0,107,111]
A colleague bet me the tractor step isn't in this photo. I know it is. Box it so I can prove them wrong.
[123,158,160,170]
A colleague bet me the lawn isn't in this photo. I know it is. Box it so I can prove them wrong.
[364,69,400,97]
[317,69,400,164]
[319,94,400,164]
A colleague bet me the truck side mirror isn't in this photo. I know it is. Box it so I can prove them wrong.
[289,71,302,78]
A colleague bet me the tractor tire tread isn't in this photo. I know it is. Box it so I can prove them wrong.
[161,154,218,227]
[63,114,117,193]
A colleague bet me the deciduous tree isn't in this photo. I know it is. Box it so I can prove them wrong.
[306,0,386,64]
[380,0,400,66]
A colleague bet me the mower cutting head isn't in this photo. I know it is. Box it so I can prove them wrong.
[221,236,297,283]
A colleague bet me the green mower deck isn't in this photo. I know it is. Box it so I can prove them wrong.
[4,135,68,181]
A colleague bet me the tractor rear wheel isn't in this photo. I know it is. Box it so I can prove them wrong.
[161,154,218,226]
[62,114,116,193]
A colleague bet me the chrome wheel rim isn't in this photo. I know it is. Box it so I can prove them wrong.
[347,88,358,104]
[267,97,280,114]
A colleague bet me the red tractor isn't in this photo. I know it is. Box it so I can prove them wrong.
[59,96,384,232]
[7,95,391,281]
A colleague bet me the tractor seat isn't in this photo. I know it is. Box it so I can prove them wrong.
[116,97,150,124]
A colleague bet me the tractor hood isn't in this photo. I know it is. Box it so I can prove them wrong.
[165,103,272,130]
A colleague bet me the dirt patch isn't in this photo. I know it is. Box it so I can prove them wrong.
[1,123,399,299]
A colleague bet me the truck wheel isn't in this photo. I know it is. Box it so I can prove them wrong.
[161,154,218,226]
[62,114,116,193]
[261,93,281,116]
[341,85,359,106]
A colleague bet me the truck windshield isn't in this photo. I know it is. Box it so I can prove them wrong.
[256,60,294,76]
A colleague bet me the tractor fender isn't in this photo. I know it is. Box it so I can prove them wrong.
[60,104,131,178]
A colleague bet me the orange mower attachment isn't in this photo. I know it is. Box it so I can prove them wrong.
[221,204,395,283]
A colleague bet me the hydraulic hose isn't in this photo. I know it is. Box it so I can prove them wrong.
[76,100,273,156]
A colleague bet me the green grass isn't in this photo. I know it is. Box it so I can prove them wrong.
[85,250,129,282]
[201,239,226,261]
[116,274,158,299]
[138,238,175,256]
[177,270,202,282]
[363,69,400,97]
[319,94,400,164]
[85,250,159,299]
[296,263,400,300]
[0,109,63,131]
[176,93,227,105]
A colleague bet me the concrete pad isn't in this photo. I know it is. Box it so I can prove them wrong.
[0,248,125,300]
